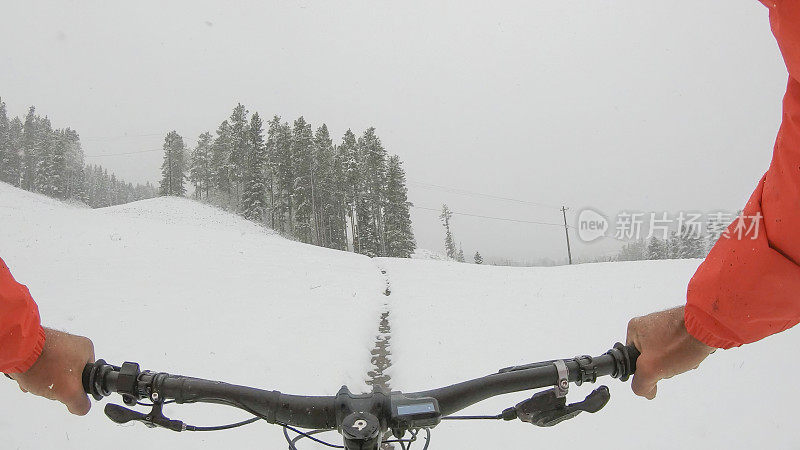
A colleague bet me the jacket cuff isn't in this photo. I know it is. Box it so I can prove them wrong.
[684,305,742,350]
[6,326,46,374]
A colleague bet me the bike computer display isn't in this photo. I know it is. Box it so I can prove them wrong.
[390,394,441,429]
[397,402,436,415]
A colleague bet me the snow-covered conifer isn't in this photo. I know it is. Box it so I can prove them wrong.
[242,113,267,222]
[20,107,39,191]
[440,204,457,259]
[159,131,188,196]
[359,128,388,255]
[474,251,483,264]
[291,116,315,243]
[383,155,415,258]
[267,116,294,234]
[189,132,213,199]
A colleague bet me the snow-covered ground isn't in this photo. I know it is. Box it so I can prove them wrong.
[0,183,385,449]
[379,258,800,448]
[2,182,798,449]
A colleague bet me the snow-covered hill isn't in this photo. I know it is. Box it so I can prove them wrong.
[0,183,386,449]
[1,182,797,449]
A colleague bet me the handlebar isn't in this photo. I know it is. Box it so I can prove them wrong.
[83,364,339,429]
[83,343,639,431]
[415,342,638,415]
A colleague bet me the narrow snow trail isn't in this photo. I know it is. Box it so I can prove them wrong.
[366,260,397,450]
[366,260,393,391]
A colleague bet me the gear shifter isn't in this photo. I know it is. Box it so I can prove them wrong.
[514,385,610,427]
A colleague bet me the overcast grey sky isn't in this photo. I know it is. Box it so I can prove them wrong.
[1,0,789,262]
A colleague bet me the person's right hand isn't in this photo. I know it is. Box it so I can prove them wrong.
[626,306,715,399]
[8,328,95,415]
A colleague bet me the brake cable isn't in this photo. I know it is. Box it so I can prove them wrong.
[441,411,514,421]
[136,400,176,407]
[282,424,430,450]
[186,416,263,432]
[134,398,263,432]
[283,427,344,449]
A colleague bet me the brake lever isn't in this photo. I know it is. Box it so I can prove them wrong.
[105,400,187,432]
[514,385,610,427]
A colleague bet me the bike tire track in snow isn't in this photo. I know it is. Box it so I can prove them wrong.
[367,261,396,450]
[366,261,393,391]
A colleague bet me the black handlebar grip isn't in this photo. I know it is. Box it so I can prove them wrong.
[607,342,639,382]
[83,359,115,400]
[82,363,94,395]
[626,344,640,375]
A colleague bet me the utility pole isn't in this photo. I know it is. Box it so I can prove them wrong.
[561,206,573,265]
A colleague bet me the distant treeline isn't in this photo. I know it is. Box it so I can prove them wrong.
[0,98,157,206]
[613,224,716,262]
[159,103,416,258]
[456,220,731,267]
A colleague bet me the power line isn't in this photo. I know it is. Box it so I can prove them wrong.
[408,180,562,210]
[84,148,162,158]
[411,205,574,228]
[82,133,164,141]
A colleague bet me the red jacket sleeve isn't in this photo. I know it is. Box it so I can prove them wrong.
[0,257,46,373]
[685,0,800,348]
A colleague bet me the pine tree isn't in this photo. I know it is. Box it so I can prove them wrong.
[456,245,465,263]
[291,116,315,243]
[616,238,646,261]
[159,131,188,196]
[685,224,705,258]
[328,143,349,251]
[61,128,84,201]
[267,116,294,234]
[312,124,337,247]
[242,113,267,222]
[359,128,388,256]
[4,118,23,187]
[189,132,213,199]
[34,117,55,195]
[109,173,119,204]
[49,128,69,199]
[99,167,111,206]
[339,129,360,251]
[227,103,250,204]
[0,99,9,183]
[0,99,18,185]
[474,251,483,264]
[668,224,704,259]
[383,155,415,258]
[440,204,457,259]
[21,107,38,191]
[670,225,705,259]
[210,120,233,198]
[646,236,667,260]
[356,195,379,257]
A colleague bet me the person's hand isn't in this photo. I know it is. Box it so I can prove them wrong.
[8,328,95,415]
[626,306,715,399]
